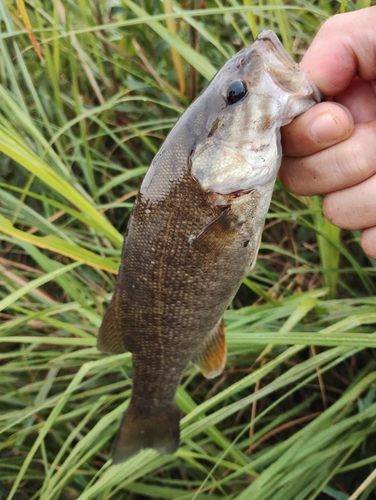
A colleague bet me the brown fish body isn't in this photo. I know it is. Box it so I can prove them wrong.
[98,31,322,463]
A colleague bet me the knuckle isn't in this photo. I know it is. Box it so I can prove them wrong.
[340,140,364,180]
[334,125,376,185]
[318,15,342,36]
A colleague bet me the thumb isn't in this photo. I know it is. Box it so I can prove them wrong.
[281,102,353,157]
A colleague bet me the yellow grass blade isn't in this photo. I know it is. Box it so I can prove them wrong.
[15,0,43,61]
[0,215,119,274]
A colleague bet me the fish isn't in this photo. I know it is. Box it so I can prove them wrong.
[97,30,322,464]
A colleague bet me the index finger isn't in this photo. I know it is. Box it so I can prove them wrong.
[300,7,376,95]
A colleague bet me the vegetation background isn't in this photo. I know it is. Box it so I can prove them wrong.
[0,0,375,499]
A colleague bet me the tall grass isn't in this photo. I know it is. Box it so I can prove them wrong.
[0,1,375,499]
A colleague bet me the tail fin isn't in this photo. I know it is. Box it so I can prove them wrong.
[112,403,180,464]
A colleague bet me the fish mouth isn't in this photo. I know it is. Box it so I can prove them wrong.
[256,31,297,80]
[244,31,324,103]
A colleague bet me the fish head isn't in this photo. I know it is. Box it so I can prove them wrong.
[190,30,323,196]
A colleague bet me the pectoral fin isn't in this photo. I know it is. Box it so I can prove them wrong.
[191,207,241,254]
[193,318,227,378]
[97,295,128,354]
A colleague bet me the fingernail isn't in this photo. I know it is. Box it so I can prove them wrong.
[310,112,345,143]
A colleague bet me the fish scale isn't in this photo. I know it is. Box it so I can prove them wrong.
[98,30,323,463]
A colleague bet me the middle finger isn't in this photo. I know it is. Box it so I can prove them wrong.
[280,121,376,195]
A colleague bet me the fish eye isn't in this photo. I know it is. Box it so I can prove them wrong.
[226,80,248,105]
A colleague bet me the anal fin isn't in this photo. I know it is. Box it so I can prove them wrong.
[193,318,227,379]
[97,295,128,355]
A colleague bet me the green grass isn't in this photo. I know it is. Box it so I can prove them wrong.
[1,1,376,499]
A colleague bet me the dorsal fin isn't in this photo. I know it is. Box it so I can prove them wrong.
[193,318,227,379]
[97,296,128,354]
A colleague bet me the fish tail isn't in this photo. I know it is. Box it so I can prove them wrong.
[112,402,180,464]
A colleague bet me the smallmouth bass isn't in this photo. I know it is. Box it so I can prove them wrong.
[98,31,322,463]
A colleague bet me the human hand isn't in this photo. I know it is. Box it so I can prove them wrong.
[280,7,376,259]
